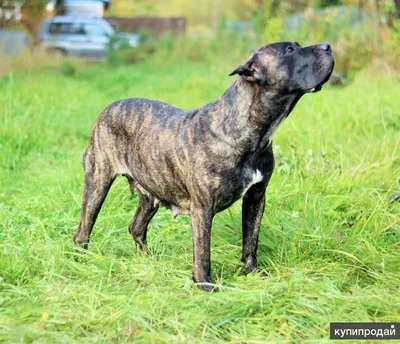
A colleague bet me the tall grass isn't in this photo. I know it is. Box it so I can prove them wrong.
[0,53,399,342]
[0,48,93,79]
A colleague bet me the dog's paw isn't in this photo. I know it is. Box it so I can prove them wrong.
[135,242,151,256]
[244,265,270,278]
[254,269,270,279]
[73,231,89,250]
[196,283,217,292]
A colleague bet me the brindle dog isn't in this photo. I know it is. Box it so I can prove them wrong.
[74,42,334,291]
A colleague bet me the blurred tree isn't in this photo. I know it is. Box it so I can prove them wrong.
[316,0,343,7]
[270,0,281,16]
[394,0,400,17]
[55,0,64,14]
[281,0,309,14]
[20,0,48,46]
[0,1,20,27]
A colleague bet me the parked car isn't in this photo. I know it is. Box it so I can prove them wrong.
[38,16,140,57]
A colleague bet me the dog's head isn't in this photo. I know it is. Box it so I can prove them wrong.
[230,42,334,94]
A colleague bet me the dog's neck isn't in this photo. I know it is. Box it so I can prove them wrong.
[207,77,302,152]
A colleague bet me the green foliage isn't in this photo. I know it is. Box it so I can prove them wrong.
[380,27,400,70]
[105,29,157,67]
[106,36,133,66]
[107,42,157,67]
[266,0,281,17]
[60,61,76,76]
[252,8,266,34]
[334,24,377,75]
[265,17,285,43]
[137,28,151,43]
[0,48,399,342]
[316,0,343,8]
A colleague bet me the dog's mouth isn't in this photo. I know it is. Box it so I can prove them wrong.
[305,84,323,93]
[305,62,334,94]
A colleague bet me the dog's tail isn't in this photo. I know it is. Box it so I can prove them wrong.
[82,149,87,171]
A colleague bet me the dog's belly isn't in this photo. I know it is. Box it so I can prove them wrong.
[124,155,192,216]
[113,118,193,214]
[134,174,190,209]
[124,159,264,217]
[135,179,191,217]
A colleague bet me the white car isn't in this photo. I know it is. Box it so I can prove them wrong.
[39,16,140,57]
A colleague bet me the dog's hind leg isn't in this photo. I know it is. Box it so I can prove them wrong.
[129,190,159,251]
[74,154,115,249]
[125,175,136,194]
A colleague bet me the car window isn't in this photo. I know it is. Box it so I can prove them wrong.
[84,24,106,36]
[49,23,84,34]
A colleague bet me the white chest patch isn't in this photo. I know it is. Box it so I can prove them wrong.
[241,169,264,198]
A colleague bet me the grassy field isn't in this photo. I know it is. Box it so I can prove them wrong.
[0,58,399,343]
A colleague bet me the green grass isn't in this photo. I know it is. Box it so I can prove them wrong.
[0,60,399,343]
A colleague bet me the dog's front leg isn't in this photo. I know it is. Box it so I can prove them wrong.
[242,145,275,274]
[241,184,267,274]
[191,207,214,292]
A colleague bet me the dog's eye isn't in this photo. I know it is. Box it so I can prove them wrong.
[286,46,295,55]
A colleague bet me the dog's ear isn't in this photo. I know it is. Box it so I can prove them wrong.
[229,55,262,82]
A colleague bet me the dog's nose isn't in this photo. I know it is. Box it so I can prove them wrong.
[318,43,332,52]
